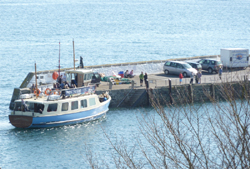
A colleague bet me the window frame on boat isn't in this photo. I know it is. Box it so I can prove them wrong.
[71,101,78,110]
[89,98,96,107]
[81,99,87,108]
[14,101,44,113]
[47,103,58,112]
[61,102,69,111]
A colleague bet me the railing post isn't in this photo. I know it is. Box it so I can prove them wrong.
[169,79,173,104]
[131,80,134,89]
[109,82,112,89]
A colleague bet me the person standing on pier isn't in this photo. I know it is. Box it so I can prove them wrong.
[179,73,183,84]
[139,72,144,86]
[144,72,149,89]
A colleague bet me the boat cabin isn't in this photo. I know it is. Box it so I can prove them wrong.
[65,69,101,87]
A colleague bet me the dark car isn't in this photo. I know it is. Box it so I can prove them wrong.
[197,58,223,74]
[186,61,202,71]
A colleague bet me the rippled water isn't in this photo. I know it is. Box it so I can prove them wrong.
[1,0,250,168]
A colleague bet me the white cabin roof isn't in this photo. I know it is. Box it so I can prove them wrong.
[65,69,93,74]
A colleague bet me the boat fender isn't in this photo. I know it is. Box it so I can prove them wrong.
[34,89,41,96]
[54,89,61,95]
[44,88,52,95]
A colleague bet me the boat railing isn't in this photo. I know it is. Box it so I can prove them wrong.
[46,85,97,100]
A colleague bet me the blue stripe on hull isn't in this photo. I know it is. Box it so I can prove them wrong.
[28,100,110,128]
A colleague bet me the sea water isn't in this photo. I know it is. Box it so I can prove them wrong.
[1,0,250,168]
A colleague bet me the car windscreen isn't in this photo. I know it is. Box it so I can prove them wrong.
[183,64,192,69]
[197,64,202,68]
[216,61,222,65]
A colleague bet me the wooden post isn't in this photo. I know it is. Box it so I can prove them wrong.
[169,79,173,104]
[131,80,134,89]
[109,82,112,89]
[189,84,193,103]
[210,84,215,100]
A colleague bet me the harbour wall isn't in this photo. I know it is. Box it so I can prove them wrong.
[96,80,249,108]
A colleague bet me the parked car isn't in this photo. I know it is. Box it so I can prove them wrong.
[197,58,223,74]
[185,61,202,71]
[163,61,198,77]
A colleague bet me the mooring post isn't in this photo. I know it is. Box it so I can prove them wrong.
[189,84,193,103]
[109,82,112,89]
[131,80,134,89]
[211,84,215,100]
[169,79,173,104]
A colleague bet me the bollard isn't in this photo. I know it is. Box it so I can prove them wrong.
[131,80,134,89]
[109,81,112,89]
[169,79,173,104]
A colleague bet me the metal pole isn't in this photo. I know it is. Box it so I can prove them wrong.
[35,63,38,98]
[73,39,75,70]
[59,42,60,77]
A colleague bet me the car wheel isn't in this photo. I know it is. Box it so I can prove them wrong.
[208,68,213,74]
[183,72,187,77]
[164,70,169,75]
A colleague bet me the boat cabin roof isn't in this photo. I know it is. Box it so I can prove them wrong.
[65,69,93,74]
[16,93,98,104]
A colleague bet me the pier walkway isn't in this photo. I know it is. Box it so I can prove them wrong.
[96,67,250,91]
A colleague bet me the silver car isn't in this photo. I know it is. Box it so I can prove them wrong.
[163,61,198,77]
[197,58,223,74]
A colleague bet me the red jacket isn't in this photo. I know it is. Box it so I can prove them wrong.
[179,73,183,79]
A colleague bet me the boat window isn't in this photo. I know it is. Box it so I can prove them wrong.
[84,73,93,81]
[35,103,44,113]
[71,101,78,110]
[62,102,69,111]
[47,103,58,112]
[25,103,44,113]
[81,99,87,108]
[14,102,22,111]
[26,102,34,111]
[89,98,96,106]
[66,73,71,83]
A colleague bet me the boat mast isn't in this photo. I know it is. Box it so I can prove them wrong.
[35,63,38,98]
[59,42,61,77]
[73,39,75,70]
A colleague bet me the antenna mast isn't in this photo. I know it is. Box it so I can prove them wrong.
[59,42,61,77]
[73,39,75,70]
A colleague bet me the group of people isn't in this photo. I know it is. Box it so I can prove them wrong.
[139,72,149,89]
[179,71,203,84]
[124,70,134,78]
[53,81,76,90]
[179,66,223,85]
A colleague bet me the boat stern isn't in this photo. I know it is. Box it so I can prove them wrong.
[9,115,33,128]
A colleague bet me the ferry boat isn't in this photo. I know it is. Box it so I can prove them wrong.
[9,69,111,128]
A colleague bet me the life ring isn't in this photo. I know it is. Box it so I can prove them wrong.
[44,88,52,95]
[34,89,41,96]
[54,89,61,95]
